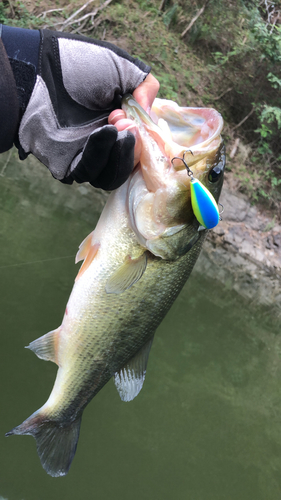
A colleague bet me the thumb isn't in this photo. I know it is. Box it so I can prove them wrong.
[133,73,160,114]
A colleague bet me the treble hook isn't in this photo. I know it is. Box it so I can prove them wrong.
[171,149,194,177]
[171,149,222,229]
[218,202,224,221]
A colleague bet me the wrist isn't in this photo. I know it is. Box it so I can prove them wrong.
[0,35,20,153]
[1,24,40,117]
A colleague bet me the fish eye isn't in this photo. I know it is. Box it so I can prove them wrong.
[208,165,223,183]
[208,144,226,183]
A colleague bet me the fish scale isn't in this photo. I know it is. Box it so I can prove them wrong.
[55,226,206,420]
[6,95,224,477]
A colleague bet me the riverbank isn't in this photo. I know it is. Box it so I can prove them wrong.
[2,0,281,211]
[194,172,281,317]
[1,149,280,318]
[1,0,280,310]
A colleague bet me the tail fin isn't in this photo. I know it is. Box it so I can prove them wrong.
[6,411,81,477]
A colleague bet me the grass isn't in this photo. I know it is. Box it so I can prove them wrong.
[2,0,281,217]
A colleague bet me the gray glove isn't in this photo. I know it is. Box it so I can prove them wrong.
[1,26,151,189]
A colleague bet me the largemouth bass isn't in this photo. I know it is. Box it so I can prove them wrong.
[6,95,225,477]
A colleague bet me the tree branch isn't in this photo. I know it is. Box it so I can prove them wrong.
[229,138,240,159]
[212,87,233,101]
[46,0,113,32]
[232,108,255,131]
[181,0,210,38]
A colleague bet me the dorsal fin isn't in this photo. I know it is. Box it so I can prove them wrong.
[105,252,147,294]
[75,243,100,282]
[114,336,154,402]
[25,328,60,365]
[75,231,95,264]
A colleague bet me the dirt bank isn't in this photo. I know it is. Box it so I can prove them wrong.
[1,150,280,316]
[194,173,281,316]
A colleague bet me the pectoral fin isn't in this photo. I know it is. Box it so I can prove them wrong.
[75,231,95,264]
[75,243,100,281]
[26,328,60,365]
[105,252,147,294]
[114,336,154,402]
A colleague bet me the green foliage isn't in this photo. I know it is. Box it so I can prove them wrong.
[157,72,178,100]
[267,72,281,89]
[251,17,281,63]
[255,105,281,160]
[211,48,242,67]
[1,1,47,29]
[163,4,178,28]
[2,0,281,210]
[162,0,281,207]
[0,2,9,24]
[263,215,276,232]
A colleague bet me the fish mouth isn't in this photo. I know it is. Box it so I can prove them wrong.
[122,94,223,182]
[122,95,225,247]
[123,94,223,164]
[151,99,223,151]
[150,99,224,176]
[122,94,224,193]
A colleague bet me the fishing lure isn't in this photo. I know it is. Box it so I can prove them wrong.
[172,151,220,229]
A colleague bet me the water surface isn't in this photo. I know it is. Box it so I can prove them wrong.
[0,152,281,500]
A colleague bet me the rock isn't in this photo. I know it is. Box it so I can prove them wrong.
[253,247,266,263]
[200,182,281,313]
[77,186,90,196]
[244,206,263,230]
[220,189,249,222]
[273,234,281,248]
[241,240,253,255]
[213,225,225,236]
[266,236,274,249]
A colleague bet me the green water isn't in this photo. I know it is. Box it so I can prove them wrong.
[0,152,281,500]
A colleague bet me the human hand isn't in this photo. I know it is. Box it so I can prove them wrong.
[72,73,159,186]
[2,25,158,190]
[108,74,160,165]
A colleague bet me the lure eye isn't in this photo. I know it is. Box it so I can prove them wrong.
[208,165,223,183]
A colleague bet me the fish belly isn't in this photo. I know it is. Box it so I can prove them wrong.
[50,186,206,420]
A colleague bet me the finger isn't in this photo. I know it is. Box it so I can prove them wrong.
[112,118,135,131]
[133,73,160,115]
[93,130,135,191]
[114,119,142,166]
[108,109,126,125]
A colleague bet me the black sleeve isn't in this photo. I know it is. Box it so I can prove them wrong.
[0,37,20,153]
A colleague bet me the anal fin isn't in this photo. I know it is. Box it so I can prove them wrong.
[26,328,60,365]
[105,252,147,294]
[114,336,154,402]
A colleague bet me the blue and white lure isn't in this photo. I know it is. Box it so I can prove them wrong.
[172,151,221,230]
